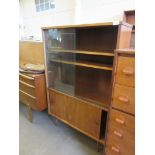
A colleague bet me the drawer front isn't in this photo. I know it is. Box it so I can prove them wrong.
[19,74,35,86]
[112,84,135,114]
[19,90,37,109]
[106,109,135,155]
[106,123,134,155]
[115,56,135,87]
[109,109,135,133]
[19,81,36,97]
[106,135,134,155]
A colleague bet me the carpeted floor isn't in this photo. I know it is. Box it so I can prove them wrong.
[19,104,104,155]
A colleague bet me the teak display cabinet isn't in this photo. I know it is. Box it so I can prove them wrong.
[42,22,132,144]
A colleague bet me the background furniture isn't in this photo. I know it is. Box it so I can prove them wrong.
[19,41,45,65]
[19,41,47,122]
[19,73,47,122]
[42,21,133,145]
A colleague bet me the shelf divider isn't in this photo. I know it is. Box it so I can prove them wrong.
[48,49,114,57]
[50,59,113,71]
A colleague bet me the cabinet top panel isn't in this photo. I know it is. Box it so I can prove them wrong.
[42,21,132,30]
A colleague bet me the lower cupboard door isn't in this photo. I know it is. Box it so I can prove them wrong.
[66,97,102,139]
[49,89,67,120]
[49,89,102,139]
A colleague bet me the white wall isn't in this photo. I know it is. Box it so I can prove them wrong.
[19,0,135,41]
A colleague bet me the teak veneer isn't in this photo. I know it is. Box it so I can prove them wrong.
[42,18,134,150]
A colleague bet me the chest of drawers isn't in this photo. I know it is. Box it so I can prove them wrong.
[105,50,135,155]
[19,72,47,121]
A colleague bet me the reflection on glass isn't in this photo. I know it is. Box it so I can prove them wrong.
[44,28,112,107]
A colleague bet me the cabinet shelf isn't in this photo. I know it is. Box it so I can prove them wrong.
[50,59,113,71]
[48,49,114,57]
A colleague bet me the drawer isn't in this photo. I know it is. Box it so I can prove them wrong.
[19,73,35,86]
[106,109,135,155]
[115,56,135,87]
[108,122,134,145]
[112,84,135,114]
[19,90,36,109]
[109,109,135,133]
[19,81,36,97]
[106,134,134,155]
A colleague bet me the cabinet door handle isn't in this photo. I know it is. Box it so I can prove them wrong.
[122,68,134,75]
[115,118,125,125]
[111,146,120,153]
[113,130,123,138]
[118,96,129,103]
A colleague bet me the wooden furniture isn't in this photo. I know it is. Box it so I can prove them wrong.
[19,41,47,122]
[42,21,133,144]
[105,50,135,155]
[19,41,45,65]
[19,73,47,122]
[105,10,135,155]
[123,10,135,48]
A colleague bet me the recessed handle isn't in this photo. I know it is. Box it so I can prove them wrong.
[111,146,120,153]
[122,68,134,75]
[115,118,125,125]
[113,130,123,138]
[118,96,129,103]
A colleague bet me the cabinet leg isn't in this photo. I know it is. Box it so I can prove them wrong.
[27,104,32,122]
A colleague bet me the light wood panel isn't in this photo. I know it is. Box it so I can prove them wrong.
[115,56,135,87]
[50,59,113,71]
[48,49,114,56]
[19,41,45,65]
[112,84,135,115]
[48,89,104,139]
[116,24,133,49]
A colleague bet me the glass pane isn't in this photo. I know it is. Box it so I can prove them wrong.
[44,28,112,107]
[45,28,76,50]
[48,62,75,96]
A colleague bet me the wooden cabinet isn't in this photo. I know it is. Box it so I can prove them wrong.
[105,50,135,155]
[42,22,133,146]
[19,73,47,121]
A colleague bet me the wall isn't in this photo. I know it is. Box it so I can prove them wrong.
[19,0,135,41]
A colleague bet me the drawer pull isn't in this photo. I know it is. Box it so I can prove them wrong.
[122,68,134,75]
[118,96,129,103]
[114,130,123,138]
[111,146,120,153]
[115,118,125,125]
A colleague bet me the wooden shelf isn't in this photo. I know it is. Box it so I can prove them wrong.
[48,49,114,57]
[50,59,113,71]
